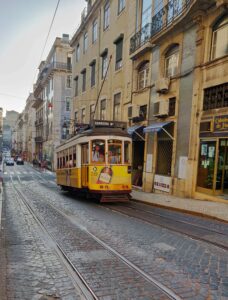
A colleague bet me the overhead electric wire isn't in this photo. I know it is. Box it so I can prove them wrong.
[31,0,61,88]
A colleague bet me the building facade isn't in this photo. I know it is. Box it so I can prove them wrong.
[129,0,228,203]
[33,34,73,169]
[70,0,228,203]
[3,110,19,150]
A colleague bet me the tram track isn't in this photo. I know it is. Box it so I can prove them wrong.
[9,179,183,300]
[102,202,228,251]
[9,178,98,300]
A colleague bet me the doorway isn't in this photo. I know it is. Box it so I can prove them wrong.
[197,138,228,199]
[81,143,89,187]
[216,139,228,199]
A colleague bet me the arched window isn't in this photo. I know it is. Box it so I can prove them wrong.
[138,61,149,90]
[211,15,228,60]
[165,44,179,77]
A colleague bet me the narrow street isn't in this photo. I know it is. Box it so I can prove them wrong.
[0,163,228,300]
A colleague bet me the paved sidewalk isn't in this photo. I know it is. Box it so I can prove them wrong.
[131,190,228,222]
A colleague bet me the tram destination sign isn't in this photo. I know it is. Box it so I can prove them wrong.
[214,115,228,132]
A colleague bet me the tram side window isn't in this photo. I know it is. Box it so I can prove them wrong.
[91,140,105,163]
[73,146,77,167]
[57,154,60,169]
[124,141,131,164]
[108,140,122,164]
[69,147,73,168]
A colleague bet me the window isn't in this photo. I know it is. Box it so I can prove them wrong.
[66,75,72,88]
[169,97,176,116]
[102,52,108,79]
[113,93,121,121]
[74,76,79,96]
[139,105,147,121]
[90,104,95,121]
[211,15,228,60]
[100,99,106,120]
[91,61,96,87]
[104,1,110,30]
[81,108,86,123]
[118,0,125,14]
[92,19,98,43]
[138,61,149,90]
[203,83,228,111]
[141,0,151,28]
[92,140,105,163]
[165,44,179,77]
[108,140,122,164]
[66,97,71,111]
[75,111,78,123]
[115,38,123,70]
[82,69,86,92]
[76,44,80,62]
[83,32,88,53]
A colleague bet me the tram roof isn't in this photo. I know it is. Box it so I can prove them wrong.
[56,120,131,149]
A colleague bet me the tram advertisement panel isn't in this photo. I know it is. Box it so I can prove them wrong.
[89,165,131,191]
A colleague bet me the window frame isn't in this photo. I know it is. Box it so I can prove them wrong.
[100,99,106,120]
[92,19,98,43]
[211,15,228,60]
[66,75,72,88]
[113,92,121,121]
[82,70,86,92]
[91,61,96,87]
[118,0,125,15]
[115,38,123,70]
[138,62,149,90]
[76,44,80,62]
[104,1,110,31]
[102,53,108,79]
[83,32,88,53]
[164,45,179,77]
[65,97,71,112]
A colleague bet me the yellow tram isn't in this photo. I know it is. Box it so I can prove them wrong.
[55,120,132,202]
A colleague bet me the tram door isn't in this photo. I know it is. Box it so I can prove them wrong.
[81,143,89,187]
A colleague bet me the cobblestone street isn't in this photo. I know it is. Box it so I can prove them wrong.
[1,164,228,300]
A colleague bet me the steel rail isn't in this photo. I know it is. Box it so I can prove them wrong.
[16,183,182,300]
[9,179,98,300]
[102,203,228,251]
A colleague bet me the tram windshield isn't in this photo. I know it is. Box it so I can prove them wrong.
[108,140,122,164]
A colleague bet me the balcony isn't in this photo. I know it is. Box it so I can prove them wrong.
[34,61,72,96]
[130,0,193,55]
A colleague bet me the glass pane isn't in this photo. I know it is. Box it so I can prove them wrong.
[108,140,122,164]
[124,141,131,164]
[197,141,216,189]
[92,140,105,163]
[216,139,228,190]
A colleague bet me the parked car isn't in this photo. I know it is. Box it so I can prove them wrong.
[16,157,24,165]
[6,158,14,166]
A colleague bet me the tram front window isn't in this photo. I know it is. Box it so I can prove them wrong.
[92,140,105,163]
[108,140,122,164]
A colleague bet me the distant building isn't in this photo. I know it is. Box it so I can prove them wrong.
[33,34,72,169]
[3,110,19,150]
[0,108,3,156]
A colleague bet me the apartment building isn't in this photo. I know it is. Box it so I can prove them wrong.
[129,0,228,202]
[70,0,136,128]
[33,34,72,169]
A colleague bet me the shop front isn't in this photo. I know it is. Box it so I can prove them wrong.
[197,115,228,200]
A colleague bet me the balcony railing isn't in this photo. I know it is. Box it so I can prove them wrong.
[130,0,192,54]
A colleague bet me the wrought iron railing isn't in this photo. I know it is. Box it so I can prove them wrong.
[130,0,192,54]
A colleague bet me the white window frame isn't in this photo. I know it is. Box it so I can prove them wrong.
[104,2,110,30]
[92,19,98,43]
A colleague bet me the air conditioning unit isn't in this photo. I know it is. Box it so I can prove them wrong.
[155,78,170,94]
[128,105,139,119]
[153,100,169,117]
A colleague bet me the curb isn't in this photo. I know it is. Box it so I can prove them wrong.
[132,198,228,224]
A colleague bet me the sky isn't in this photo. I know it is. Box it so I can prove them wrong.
[0,0,85,116]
